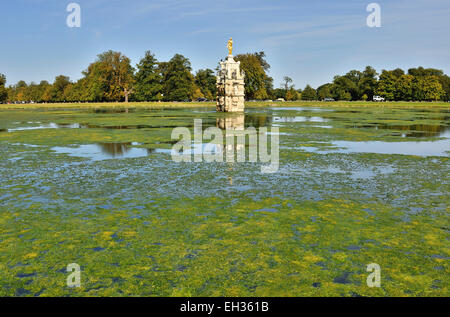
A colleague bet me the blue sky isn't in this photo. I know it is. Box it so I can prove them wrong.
[1,0,449,89]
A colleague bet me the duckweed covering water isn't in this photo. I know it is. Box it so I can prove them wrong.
[0,105,448,297]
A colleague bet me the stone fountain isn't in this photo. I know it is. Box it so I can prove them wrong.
[216,38,245,112]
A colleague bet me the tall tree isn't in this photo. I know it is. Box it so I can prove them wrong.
[344,70,363,100]
[283,76,293,91]
[82,51,135,102]
[14,80,28,102]
[359,66,378,100]
[235,52,272,100]
[134,51,163,102]
[52,75,71,102]
[376,70,401,100]
[332,76,354,100]
[395,75,415,101]
[161,54,196,101]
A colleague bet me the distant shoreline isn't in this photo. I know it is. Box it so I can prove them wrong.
[0,100,449,110]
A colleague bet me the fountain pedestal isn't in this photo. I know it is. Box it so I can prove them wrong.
[216,55,245,112]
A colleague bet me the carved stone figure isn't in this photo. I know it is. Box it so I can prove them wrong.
[227,38,233,56]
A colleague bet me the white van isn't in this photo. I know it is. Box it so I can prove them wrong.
[373,95,385,102]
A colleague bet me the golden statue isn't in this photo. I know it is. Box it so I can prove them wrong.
[227,38,233,55]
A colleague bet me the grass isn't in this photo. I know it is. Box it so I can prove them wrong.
[0,100,449,110]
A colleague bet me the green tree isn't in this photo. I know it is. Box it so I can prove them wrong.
[82,51,135,102]
[195,69,216,100]
[316,83,334,100]
[376,70,401,101]
[408,67,443,77]
[52,75,71,102]
[14,80,28,102]
[332,76,355,100]
[409,67,449,101]
[235,52,272,100]
[0,74,7,102]
[413,76,445,101]
[35,80,51,102]
[359,66,378,100]
[285,87,299,101]
[161,54,196,101]
[134,51,163,101]
[41,85,53,103]
[439,75,450,101]
[343,70,363,100]
[273,88,286,100]
[301,85,316,100]
[395,75,414,101]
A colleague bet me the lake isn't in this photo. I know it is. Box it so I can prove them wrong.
[0,104,448,296]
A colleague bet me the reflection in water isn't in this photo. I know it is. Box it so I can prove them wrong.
[362,124,450,138]
[300,138,450,157]
[215,113,271,130]
[216,114,245,130]
[245,114,271,128]
[273,116,329,123]
[6,122,210,132]
[51,143,152,161]
[271,107,334,112]
[98,142,134,157]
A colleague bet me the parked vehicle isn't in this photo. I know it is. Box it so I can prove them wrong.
[196,98,208,102]
[373,95,385,102]
[323,97,335,101]
[276,98,285,102]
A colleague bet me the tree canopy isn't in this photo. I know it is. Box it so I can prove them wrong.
[82,50,135,102]
[235,51,273,100]
[161,54,196,101]
[133,51,163,102]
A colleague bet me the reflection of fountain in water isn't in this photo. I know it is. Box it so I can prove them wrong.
[216,114,247,186]
[216,114,245,131]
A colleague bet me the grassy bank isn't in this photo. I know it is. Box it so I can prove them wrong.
[0,100,449,110]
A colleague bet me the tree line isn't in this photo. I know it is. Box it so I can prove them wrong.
[1,50,449,103]
[313,66,449,102]
[278,67,449,102]
[2,51,217,104]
